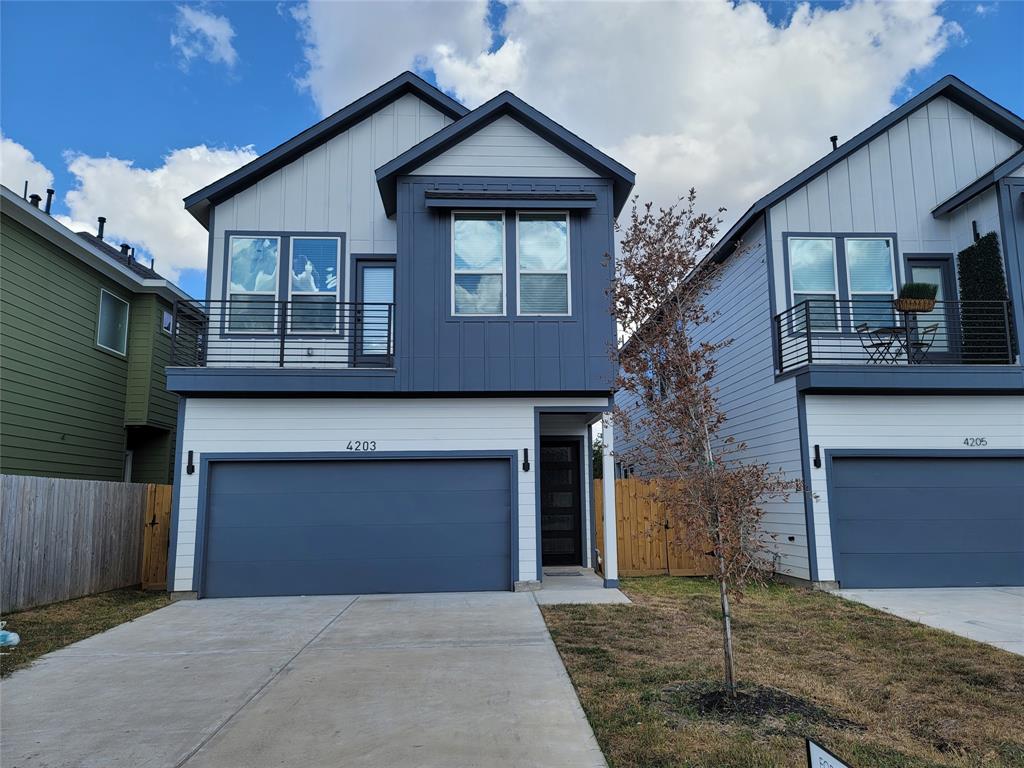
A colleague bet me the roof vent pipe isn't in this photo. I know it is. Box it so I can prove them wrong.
[97,216,106,241]
[120,243,131,256]
[44,188,54,214]
[22,181,28,199]
[830,135,839,151]
[28,194,41,208]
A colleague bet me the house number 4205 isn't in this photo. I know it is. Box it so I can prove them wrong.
[963,437,988,447]
[347,440,377,451]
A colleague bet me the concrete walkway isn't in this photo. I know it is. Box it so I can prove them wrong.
[1,592,608,768]
[837,586,1024,655]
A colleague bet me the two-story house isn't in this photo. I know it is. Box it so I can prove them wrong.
[618,75,1024,590]
[165,72,633,598]
[1,185,188,484]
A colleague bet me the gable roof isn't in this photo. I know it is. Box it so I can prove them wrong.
[1,185,190,302]
[183,71,468,228]
[932,147,1024,217]
[375,91,636,217]
[710,74,1024,263]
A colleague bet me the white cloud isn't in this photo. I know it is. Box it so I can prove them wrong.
[60,145,257,280]
[291,0,960,232]
[1,133,55,198]
[171,4,239,70]
[290,0,492,115]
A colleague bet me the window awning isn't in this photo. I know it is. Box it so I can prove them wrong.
[423,190,598,210]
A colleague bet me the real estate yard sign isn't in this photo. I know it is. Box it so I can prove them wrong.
[807,739,851,768]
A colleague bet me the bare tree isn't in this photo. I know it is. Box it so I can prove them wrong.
[611,192,801,696]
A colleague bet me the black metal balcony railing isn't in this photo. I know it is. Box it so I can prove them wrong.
[774,299,1015,372]
[170,299,394,368]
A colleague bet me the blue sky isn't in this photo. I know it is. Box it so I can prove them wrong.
[2,1,1022,299]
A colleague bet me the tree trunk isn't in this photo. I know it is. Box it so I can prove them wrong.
[717,564,736,697]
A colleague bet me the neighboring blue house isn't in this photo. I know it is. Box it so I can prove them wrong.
[165,72,633,598]
[618,75,1024,590]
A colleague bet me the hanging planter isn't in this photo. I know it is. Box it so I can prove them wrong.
[895,282,938,313]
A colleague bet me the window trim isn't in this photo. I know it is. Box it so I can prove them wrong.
[451,210,506,317]
[287,235,342,334]
[353,256,396,363]
[515,210,571,317]
[785,232,901,334]
[161,309,173,335]
[787,236,840,333]
[96,288,130,356]
[226,234,282,335]
[844,236,898,301]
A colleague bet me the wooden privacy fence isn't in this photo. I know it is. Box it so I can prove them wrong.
[595,477,714,577]
[1,475,173,612]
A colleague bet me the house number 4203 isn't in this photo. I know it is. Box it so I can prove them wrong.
[347,440,377,451]
[963,437,988,447]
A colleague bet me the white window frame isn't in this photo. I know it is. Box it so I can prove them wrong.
[787,236,840,333]
[287,235,342,334]
[96,288,130,356]
[161,309,173,335]
[227,234,282,334]
[451,210,506,317]
[515,210,571,317]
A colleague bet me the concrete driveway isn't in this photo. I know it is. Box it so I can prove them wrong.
[1,593,607,768]
[837,587,1024,655]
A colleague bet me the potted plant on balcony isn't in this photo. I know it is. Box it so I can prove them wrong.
[895,282,938,313]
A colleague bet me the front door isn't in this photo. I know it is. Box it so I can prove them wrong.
[906,255,958,359]
[540,439,582,566]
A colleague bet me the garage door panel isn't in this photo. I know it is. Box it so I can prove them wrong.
[831,456,1024,588]
[836,553,1024,589]
[836,518,1024,553]
[206,555,511,597]
[207,522,511,562]
[832,457,1024,488]
[202,458,512,597]
[207,490,511,527]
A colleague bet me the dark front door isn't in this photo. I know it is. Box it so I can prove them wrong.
[906,255,958,360]
[540,440,582,566]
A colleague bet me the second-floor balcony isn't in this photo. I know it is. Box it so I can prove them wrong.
[775,299,1016,373]
[170,299,394,369]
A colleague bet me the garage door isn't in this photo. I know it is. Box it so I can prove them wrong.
[831,456,1024,588]
[201,458,511,598]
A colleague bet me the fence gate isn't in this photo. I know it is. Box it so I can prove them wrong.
[141,484,173,590]
[594,478,714,578]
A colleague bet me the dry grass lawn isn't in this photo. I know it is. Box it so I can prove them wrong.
[542,577,1024,768]
[1,588,171,678]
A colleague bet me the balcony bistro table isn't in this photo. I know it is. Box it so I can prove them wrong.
[857,324,908,363]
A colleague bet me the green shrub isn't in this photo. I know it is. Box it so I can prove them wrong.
[898,282,938,300]
[956,232,1012,363]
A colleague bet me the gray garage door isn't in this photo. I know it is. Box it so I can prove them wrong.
[201,458,511,598]
[831,456,1024,588]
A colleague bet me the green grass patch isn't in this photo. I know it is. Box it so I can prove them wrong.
[542,576,1024,768]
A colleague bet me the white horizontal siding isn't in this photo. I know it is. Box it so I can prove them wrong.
[769,95,1021,305]
[210,93,453,302]
[411,115,599,178]
[172,396,608,592]
[803,394,1024,581]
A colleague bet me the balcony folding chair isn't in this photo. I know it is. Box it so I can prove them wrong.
[908,323,938,363]
[855,322,898,363]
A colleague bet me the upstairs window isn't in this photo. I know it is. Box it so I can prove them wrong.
[228,236,280,332]
[289,237,341,333]
[845,238,896,327]
[453,212,504,316]
[518,212,570,315]
[789,237,838,330]
[97,289,129,355]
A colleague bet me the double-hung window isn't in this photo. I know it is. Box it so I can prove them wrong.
[789,237,839,330]
[845,238,896,327]
[97,289,129,355]
[518,212,570,315]
[289,237,341,333]
[452,212,505,316]
[228,235,280,332]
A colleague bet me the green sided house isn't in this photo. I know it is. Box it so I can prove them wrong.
[1,184,192,483]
